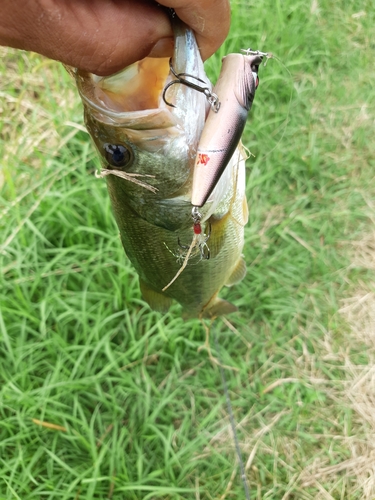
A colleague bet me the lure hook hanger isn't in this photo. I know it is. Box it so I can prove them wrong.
[241,48,273,66]
[162,59,221,113]
[240,48,270,57]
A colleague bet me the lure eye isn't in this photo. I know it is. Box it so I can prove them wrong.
[104,143,133,169]
[251,63,260,89]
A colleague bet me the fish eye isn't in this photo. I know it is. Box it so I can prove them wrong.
[104,143,133,169]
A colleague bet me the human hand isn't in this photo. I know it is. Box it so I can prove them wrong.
[0,0,230,75]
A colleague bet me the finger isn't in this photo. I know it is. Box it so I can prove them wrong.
[57,0,174,74]
[155,0,231,60]
[1,0,174,75]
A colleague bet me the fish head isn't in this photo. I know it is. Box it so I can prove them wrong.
[74,20,210,204]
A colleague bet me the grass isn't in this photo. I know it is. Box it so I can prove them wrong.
[1,0,375,498]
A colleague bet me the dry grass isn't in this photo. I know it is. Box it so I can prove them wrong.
[0,46,83,193]
[293,230,375,499]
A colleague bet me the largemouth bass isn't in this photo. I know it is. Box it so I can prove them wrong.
[73,21,260,318]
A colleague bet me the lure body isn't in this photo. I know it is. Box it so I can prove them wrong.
[191,53,262,207]
[73,21,252,317]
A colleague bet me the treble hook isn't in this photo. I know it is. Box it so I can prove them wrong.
[162,59,221,113]
[191,206,211,260]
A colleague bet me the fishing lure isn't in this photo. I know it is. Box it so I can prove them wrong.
[191,50,266,208]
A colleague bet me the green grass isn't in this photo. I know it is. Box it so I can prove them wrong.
[1,0,375,498]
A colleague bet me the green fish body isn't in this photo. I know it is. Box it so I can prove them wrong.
[74,22,248,317]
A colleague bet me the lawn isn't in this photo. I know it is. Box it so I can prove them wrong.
[1,0,375,498]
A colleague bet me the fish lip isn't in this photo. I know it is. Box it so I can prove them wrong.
[75,74,177,127]
[79,91,117,119]
[80,89,175,126]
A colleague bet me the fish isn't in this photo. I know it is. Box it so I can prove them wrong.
[73,20,261,318]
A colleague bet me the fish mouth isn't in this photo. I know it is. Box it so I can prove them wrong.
[79,57,172,115]
[74,19,209,129]
[74,55,176,129]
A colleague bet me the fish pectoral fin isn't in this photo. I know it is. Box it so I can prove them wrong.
[139,279,173,313]
[225,257,247,287]
[202,297,238,318]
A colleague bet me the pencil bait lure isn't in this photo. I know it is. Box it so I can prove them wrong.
[191,51,265,208]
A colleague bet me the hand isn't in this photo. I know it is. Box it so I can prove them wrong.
[0,0,230,75]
